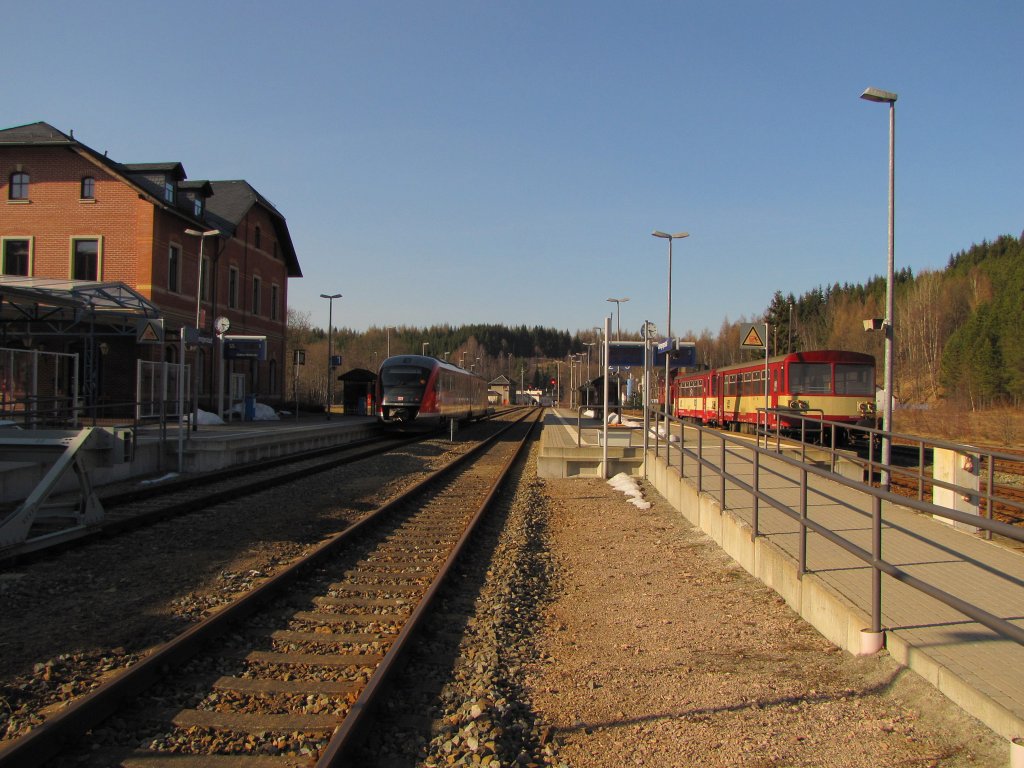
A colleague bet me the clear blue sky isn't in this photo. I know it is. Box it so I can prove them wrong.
[7,2,1022,339]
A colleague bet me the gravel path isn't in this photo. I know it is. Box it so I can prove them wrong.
[524,468,1007,766]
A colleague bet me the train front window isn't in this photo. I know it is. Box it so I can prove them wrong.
[382,366,429,387]
[788,363,831,393]
[835,364,874,395]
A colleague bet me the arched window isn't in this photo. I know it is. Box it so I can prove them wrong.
[9,172,29,200]
[254,225,262,249]
[80,176,95,199]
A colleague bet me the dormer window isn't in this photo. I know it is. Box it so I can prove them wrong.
[164,181,175,203]
[194,197,203,217]
[9,172,29,200]
[81,176,95,200]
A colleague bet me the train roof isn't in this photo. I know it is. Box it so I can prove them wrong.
[679,349,875,377]
[378,354,485,378]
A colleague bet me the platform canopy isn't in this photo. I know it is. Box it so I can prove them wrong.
[0,275,161,343]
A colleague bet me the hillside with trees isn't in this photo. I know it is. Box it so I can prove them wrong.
[286,232,1023,413]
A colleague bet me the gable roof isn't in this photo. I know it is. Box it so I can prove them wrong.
[0,121,301,277]
[206,181,301,278]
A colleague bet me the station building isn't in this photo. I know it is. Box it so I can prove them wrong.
[0,121,302,419]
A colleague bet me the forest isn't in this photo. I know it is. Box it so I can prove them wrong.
[286,232,1024,411]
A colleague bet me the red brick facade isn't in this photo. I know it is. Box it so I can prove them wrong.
[0,123,302,414]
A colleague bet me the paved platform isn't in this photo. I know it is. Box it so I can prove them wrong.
[0,413,379,503]
[539,409,1024,755]
[537,409,644,478]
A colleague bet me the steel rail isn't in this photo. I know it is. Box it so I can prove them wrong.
[317,408,542,764]
[0,408,540,767]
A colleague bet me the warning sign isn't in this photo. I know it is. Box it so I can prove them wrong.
[740,323,767,350]
[136,318,164,344]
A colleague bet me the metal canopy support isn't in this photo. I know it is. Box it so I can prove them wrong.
[0,427,127,555]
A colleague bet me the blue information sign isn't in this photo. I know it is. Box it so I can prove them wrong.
[223,336,267,361]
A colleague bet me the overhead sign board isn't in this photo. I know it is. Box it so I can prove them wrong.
[654,339,697,368]
[223,335,267,361]
[183,326,214,346]
[607,342,645,368]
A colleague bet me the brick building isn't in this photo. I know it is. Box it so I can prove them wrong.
[0,121,302,417]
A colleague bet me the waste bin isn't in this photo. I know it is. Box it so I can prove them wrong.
[244,394,256,421]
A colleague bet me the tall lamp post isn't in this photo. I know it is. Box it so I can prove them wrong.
[184,228,220,432]
[860,86,897,490]
[606,297,629,340]
[652,230,689,414]
[320,293,342,420]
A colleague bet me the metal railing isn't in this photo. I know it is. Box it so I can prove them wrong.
[644,405,1024,647]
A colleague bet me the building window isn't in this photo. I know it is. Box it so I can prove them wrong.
[164,181,175,203]
[270,284,279,321]
[254,226,261,249]
[2,239,30,275]
[228,266,239,309]
[9,172,29,200]
[168,244,180,293]
[252,276,261,315]
[194,197,203,217]
[72,238,99,280]
[81,176,95,200]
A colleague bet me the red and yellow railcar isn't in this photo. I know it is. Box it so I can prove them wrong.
[672,350,876,443]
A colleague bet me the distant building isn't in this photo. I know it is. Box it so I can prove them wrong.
[488,375,516,405]
[0,121,302,414]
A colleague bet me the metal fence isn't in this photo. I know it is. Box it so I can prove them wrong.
[644,406,1024,648]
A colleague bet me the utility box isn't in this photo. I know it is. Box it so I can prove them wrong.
[933,448,980,532]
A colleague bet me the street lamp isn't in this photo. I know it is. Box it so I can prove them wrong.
[606,298,629,340]
[652,230,689,414]
[184,228,220,432]
[860,86,897,490]
[184,229,221,329]
[320,292,342,420]
[386,326,396,358]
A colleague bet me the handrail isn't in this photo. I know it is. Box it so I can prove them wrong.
[645,404,1024,648]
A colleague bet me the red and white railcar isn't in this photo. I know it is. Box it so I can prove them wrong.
[672,350,876,442]
[376,355,489,429]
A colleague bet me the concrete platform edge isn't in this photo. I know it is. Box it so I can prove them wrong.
[644,446,1024,744]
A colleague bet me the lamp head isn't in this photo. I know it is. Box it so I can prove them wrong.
[860,87,898,104]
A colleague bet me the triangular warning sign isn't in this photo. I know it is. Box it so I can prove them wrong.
[137,318,164,344]
[742,326,764,348]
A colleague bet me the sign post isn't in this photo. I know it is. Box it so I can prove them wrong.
[740,323,770,427]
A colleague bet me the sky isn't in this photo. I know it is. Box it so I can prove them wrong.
[6,1,1022,339]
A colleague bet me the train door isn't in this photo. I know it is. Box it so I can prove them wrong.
[714,372,724,426]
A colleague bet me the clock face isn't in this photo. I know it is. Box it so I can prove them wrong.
[215,316,230,334]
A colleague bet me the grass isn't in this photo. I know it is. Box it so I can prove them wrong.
[894,404,1024,449]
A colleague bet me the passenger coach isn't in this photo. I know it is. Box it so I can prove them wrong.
[672,350,876,444]
[376,355,489,429]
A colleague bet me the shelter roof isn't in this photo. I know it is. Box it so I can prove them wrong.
[0,276,160,322]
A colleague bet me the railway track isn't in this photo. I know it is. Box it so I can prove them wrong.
[0,407,542,767]
[3,409,521,565]
[0,432,415,565]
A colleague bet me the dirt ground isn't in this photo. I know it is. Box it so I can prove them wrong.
[524,474,1007,767]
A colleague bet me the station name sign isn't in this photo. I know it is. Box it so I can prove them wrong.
[223,335,267,361]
